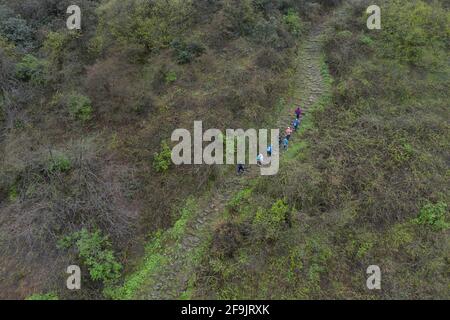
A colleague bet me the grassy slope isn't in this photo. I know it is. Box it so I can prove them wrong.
[188,0,449,299]
[190,29,337,300]
[106,12,334,301]
[105,36,312,301]
[0,0,302,298]
[1,0,448,300]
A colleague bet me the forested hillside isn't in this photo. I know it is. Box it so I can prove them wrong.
[0,0,448,300]
[0,0,337,299]
[188,0,449,299]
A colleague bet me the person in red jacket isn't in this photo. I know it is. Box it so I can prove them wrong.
[295,106,302,119]
[285,127,293,140]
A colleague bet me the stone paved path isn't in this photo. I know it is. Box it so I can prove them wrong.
[138,22,328,300]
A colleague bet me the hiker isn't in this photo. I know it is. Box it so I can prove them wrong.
[237,163,245,175]
[285,127,293,140]
[295,106,302,119]
[267,145,272,157]
[283,137,289,150]
[293,118,300,131]
[257,153,264,166]
[279,135,284,147]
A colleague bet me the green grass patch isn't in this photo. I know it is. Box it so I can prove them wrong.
[227,188,253,213]
[26,292,58,300]
[414,201,449,231]
[106,198,198,299]
[284,140,307,160]
[169,197,197,241]
[105,230,167,300]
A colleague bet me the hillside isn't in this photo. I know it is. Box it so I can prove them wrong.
[186,0,450,299]
[0,0,448,300]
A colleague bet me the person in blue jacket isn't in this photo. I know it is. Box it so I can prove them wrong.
[237,163,245,175]
[293,118,300,131]
[283,137,289,150]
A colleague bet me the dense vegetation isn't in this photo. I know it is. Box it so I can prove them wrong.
[0,0,448,300]
[188,0,449,299]
[0,0,327,299]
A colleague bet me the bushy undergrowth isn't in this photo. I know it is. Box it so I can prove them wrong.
[15,54,47,84]
[4,0,445,300]
[58,228,122,284]
[0,0,309,299]
[253,199,290,241]
[67,93,93,122]
[106,198,197,299]
[415,202,449,231]
[153,141,172,173]
[191,0,449,300]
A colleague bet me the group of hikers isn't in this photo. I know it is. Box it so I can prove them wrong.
[237,106,303,174]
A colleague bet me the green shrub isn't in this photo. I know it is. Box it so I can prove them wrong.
[164,70,177,84]
[254,199,289,240]
[270,199,290,220]
[304,238,332,289]
[283,9,302,38]
[415,201,449,230]
[0,34,16,57]
[359,35,374,47]
[59,228,122,284]
[389,141,415,165]
[43,31,71,64]
[252,17,278,43]
[99,0,193,52]
[227,188,252,213]
[8,184,18,202]
[336,30,352,39]
[26,292,58,300]
[48,153,71,174]
[356,240,374,259]
[67,93,93,122]
[0,6,33,49]
[170,197,197,240]
[176,50,193,64]
[380,0,450,67]
[223,0,257,37]
[14,119,25,130]
[15,54,47,85]
[153,141,172,173]
[170,39,205,64]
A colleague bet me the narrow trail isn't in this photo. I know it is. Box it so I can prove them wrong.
[137,22,328,300]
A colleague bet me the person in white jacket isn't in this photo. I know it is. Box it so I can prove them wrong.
[257,153,264,167]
